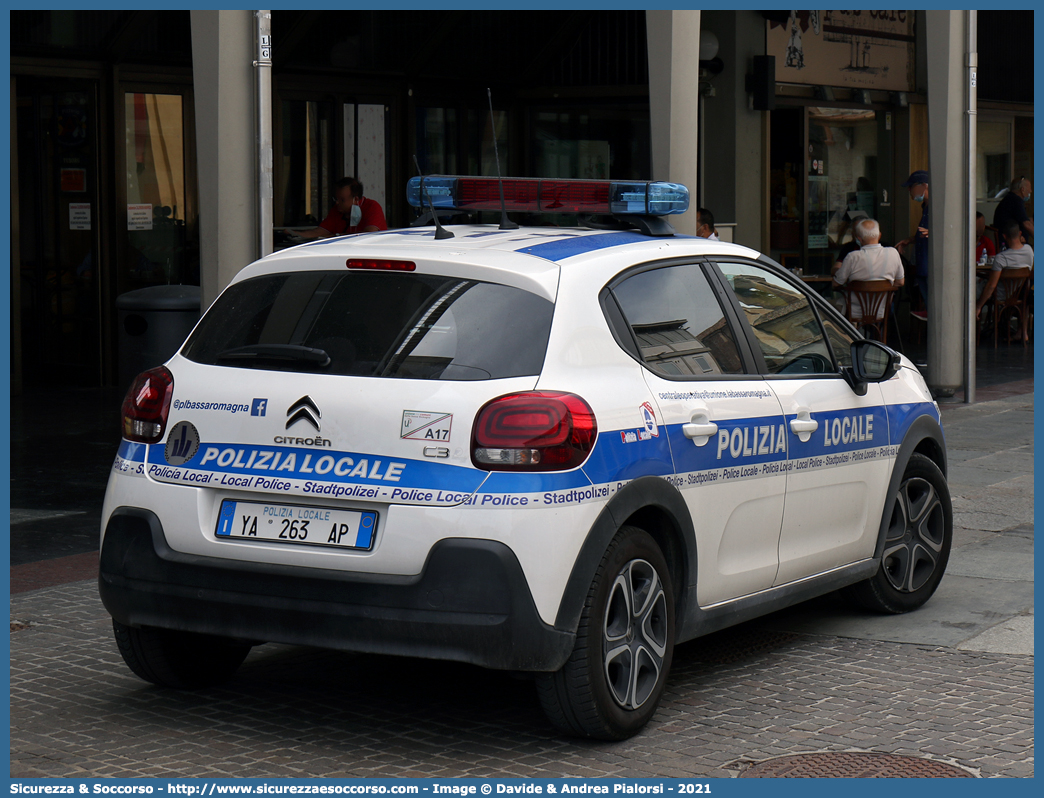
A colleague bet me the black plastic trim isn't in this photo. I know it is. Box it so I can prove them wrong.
[553,476,697,637]
[99,507,574,672]
[678,559,879,642]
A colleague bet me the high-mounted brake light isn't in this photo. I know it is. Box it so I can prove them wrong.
[471,391,597,472]
[408,176,689,217]
[121,366,174,443]
[346,258,416,271]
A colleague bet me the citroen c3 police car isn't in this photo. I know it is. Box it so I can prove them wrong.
[100,176,951,740]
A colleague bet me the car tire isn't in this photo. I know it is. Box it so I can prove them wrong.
[537,525,675,740]
[844,453,952,614]
[112,620,252,689]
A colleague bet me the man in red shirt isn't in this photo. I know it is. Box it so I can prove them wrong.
[299,177,387,238]
[975,212,996,264]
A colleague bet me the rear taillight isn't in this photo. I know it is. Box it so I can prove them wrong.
[121,366,174,443]
[471,392,597,472]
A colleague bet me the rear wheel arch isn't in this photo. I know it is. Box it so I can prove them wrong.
[554,476,696,636]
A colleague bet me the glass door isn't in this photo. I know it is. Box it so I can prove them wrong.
[769,105,894,277]
[806,106,887,274]
[120,90,197,291]
[15,77,101,386]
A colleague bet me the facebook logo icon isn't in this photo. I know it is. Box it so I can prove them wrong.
[251,398,268,417]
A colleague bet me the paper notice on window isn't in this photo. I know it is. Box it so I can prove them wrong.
[128,204,153,231]
[69,203,91,231]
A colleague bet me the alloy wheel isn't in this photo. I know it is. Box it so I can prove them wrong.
[602,558,669,710]
[881,476,946,593]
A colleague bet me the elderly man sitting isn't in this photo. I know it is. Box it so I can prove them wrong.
[831,217,905,320]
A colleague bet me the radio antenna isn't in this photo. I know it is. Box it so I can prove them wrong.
[413,155,454,240]
[487,88,518,230]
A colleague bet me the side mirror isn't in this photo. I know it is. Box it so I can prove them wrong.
[844,340,900,395]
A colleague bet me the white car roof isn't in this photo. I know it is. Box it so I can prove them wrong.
[235,226,766,301]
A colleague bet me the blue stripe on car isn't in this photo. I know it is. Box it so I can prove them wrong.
[130,402,941,498]
[515,231,651,262]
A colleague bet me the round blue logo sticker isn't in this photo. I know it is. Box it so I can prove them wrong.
[164,421,200,465]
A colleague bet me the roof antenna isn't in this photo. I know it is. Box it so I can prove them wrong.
[487,88,518,230]
[413,155,454,240]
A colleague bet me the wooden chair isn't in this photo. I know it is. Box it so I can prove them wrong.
[843,280,899,344]
[983,267,1031,347]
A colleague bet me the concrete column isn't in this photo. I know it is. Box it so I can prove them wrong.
[191,10,258,309]
[924,10,968,396]
[647,10,701,235]
[700,11,765,251]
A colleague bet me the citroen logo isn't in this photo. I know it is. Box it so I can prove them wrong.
[286,396,321,431]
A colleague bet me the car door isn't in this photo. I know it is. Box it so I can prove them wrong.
[712,259,893,585]
[604,259,788,606]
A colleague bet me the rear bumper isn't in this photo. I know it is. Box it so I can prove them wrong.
[99,507,574,671]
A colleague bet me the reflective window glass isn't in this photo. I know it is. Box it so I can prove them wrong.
[278,100,335,226]
[611,263,744,377]
[124,92,192,286]
[716,261,834,375]
[182,271,554,381]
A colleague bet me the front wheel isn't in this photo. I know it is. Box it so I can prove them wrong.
[844,453,952,613]
[537,525,675,740]
[113,620,252,689]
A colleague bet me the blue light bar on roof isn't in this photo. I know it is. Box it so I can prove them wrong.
[407,176,689,216]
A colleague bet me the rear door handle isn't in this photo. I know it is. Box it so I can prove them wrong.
[682,413,718,446]
[789,409,818,442]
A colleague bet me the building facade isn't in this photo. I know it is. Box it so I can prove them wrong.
[10,10,1033,393]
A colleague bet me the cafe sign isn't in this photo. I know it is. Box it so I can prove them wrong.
[767,10,915,93]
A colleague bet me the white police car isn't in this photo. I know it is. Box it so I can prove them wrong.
[100,176,951,740]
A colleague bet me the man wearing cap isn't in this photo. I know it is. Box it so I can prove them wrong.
[895,169,930,311]
[993,177,1033,244]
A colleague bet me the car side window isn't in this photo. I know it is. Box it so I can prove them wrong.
[715,261,836,375]
[610,262,745,377]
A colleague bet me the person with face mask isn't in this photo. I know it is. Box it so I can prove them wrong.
[993,176,1034,246]
[299,176,388,239]
[895,170,930,312]
[696,208,720,241]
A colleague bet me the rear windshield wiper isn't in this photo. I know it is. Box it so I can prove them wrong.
[216,344,331,369]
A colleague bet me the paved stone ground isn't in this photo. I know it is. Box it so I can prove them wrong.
[10,587,1033,779]
[10,386,1034,779]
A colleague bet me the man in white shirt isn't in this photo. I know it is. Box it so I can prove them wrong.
[976,220,1033,341]
[832,217,905,320]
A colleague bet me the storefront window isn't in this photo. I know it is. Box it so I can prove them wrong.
[771,105,889,275]
[977,120,1011,201]
[467,108,510,177]
[124,92,190,285]
[530,106,649,180]
[416,107,459,175]
[807,107,880,271]
[278,99,335,227]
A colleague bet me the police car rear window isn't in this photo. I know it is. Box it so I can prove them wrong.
[181,271,554,381]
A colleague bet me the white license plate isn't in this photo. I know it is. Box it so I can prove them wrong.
[216,500,377,550]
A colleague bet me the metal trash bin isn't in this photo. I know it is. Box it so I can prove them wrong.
[116,285,202,389]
